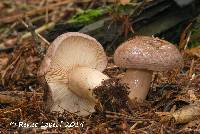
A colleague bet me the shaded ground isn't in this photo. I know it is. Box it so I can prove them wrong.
[0,0,200,133]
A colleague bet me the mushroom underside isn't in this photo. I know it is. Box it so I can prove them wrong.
[48,81,95,115]
[40,32,109,116]
[46,66,109,116]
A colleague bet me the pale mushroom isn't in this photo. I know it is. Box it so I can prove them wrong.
[114,36,183,101]
[38,32,109,116]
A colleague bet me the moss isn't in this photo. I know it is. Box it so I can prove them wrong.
[109,4,134,15]
[67,8,106,24]
[189,17,200,48]
[66,1,140,25]
[67,2,137,25]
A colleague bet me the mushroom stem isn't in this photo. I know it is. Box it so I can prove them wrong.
[47,66,109,115]
[121,69,153,101]
[68,66,109,102]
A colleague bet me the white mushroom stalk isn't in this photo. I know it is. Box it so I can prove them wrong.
[68,66,109,102]
[121,69,153,100]
[114,36,183,101]
[38,32,109,116]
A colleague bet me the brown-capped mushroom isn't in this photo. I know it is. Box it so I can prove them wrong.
[38,32,109,115]
[114,36,183,101]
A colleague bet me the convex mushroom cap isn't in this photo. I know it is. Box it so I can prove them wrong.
[114,36,183,71]
[38,32,109,115]
[114,36,183,100]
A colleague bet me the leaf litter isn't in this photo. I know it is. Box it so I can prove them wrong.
[0,0,200,133]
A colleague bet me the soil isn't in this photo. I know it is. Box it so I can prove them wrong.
[0,39,200,133]
[0,0,200,133]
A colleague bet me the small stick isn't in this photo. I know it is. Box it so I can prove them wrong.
[0,91,43,97]
[179,22,192,50]
[105,111,152,121]
[186,59,195,88]
[19,18,48,57]
[0,94,24,105]
[20,18,51,45]
[20,20,51,45]
[45,0,50,23]
[184,31,191,50]
[188,59,195,79]
[130,121,142,131]
[0,108,23,119]
[0,0,75,24]
[1,52,21,85]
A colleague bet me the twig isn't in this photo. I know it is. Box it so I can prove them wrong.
[0,0,75,24]
[178,22,192,50]
[0,94,24,105]
[19,18,48,57]
[20,20,52,45]
[105,111,152,121]
[186,59,195,88]
[0,108,23,119]
[45,0,50,24]
[0,91,43,98]
[188,59,195,78]
[1,52,21,85]
[19,1,75,45]
[130,121,140,131]
[130,121,157,134]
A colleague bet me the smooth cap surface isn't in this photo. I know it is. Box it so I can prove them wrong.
[114,36,183,71]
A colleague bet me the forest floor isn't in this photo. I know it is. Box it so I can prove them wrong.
[0,0,200,133]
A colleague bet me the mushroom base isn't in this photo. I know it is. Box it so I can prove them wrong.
[48,81,96,116]
[121,69,153,101]
[68,66,109,102]
[45,66,109,116]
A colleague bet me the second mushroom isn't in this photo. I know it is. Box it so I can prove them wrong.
[114,36,183,101]
[38,32,109,116]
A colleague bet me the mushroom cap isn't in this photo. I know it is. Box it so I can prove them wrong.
[37,32,107,115]
[38,32,107,81]
[114,36,183,71]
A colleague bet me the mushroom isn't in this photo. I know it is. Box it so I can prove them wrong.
[114,36,183,101]
[38,32,109,115]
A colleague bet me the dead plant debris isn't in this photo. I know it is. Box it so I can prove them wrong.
[0,0,200,133]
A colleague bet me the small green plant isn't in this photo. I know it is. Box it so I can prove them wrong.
[189,17,200,48]
[68,9,106,24]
